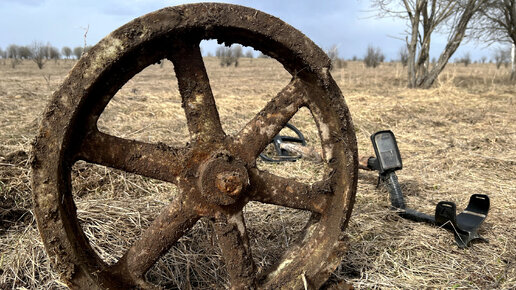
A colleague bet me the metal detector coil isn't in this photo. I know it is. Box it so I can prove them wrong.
[259,123,307,162]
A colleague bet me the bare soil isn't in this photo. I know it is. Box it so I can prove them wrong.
[0,58,515,289]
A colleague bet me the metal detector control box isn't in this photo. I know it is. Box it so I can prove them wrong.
[370,130,402,174]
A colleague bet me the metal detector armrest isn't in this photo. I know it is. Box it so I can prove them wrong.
[435,194,490,248]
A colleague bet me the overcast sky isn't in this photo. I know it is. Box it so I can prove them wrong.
[0,0,502,61]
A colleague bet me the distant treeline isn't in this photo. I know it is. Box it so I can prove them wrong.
[0,42,512,73]
[0,43,92,60]
[0,42,92,69]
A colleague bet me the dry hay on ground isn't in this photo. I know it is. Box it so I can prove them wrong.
[0,58,514,289]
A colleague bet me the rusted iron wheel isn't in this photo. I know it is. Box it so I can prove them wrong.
[32,3,358,289]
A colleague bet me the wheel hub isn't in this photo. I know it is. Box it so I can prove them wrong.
[198,152,249,205]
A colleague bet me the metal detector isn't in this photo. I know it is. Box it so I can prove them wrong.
[366,130,490,248]
[260,125,491,247]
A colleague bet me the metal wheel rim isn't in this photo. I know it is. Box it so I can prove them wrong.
[32,3,358,289]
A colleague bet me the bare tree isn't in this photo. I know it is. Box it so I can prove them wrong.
[469,0,516,80]
[73,46,83,59]
[373,0,487,88]
[0,47,5,65]
[513,43,516,72]
[47,45,61,62]
[62,47,72,59]
[7,44,20,68]
[84,45,93,54]
[232,45,243,67]
[245,49,254,63]
[30,41,47,69]
[18,46,32,59]
[7,44,18,59]
[216,46,231,66]
[326,45,339,61]
[457,52,472,66]
[493,47,511,68]
[216,45,242,67]
[326,44,347,69]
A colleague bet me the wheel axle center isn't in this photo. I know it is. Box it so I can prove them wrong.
[198,153,249,205]
[215,172,245,196]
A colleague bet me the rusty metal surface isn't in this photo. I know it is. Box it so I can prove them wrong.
[31,3,358,289]
[214,212,257,289]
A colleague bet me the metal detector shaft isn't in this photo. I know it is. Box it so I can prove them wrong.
[381,172,436,225]
[381,172,405,210]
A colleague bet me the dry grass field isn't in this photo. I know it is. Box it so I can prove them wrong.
[0,57,514,289]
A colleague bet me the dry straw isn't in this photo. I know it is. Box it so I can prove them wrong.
[1,59,515,289]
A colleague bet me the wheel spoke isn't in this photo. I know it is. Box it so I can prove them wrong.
[232,78,308,163]
[109,197,200,280]
[247,168,330,214]
[170,41,225,143]
[77,130,187,184]
[213,211,257,289]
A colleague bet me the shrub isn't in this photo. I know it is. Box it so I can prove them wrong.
[456,52,471,67]
[326,45,347,70]
[399,46,408,67]
[364,45,384,68]
[216,45,243,67]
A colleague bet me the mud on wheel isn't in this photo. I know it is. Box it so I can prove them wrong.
[31,3,358,289]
